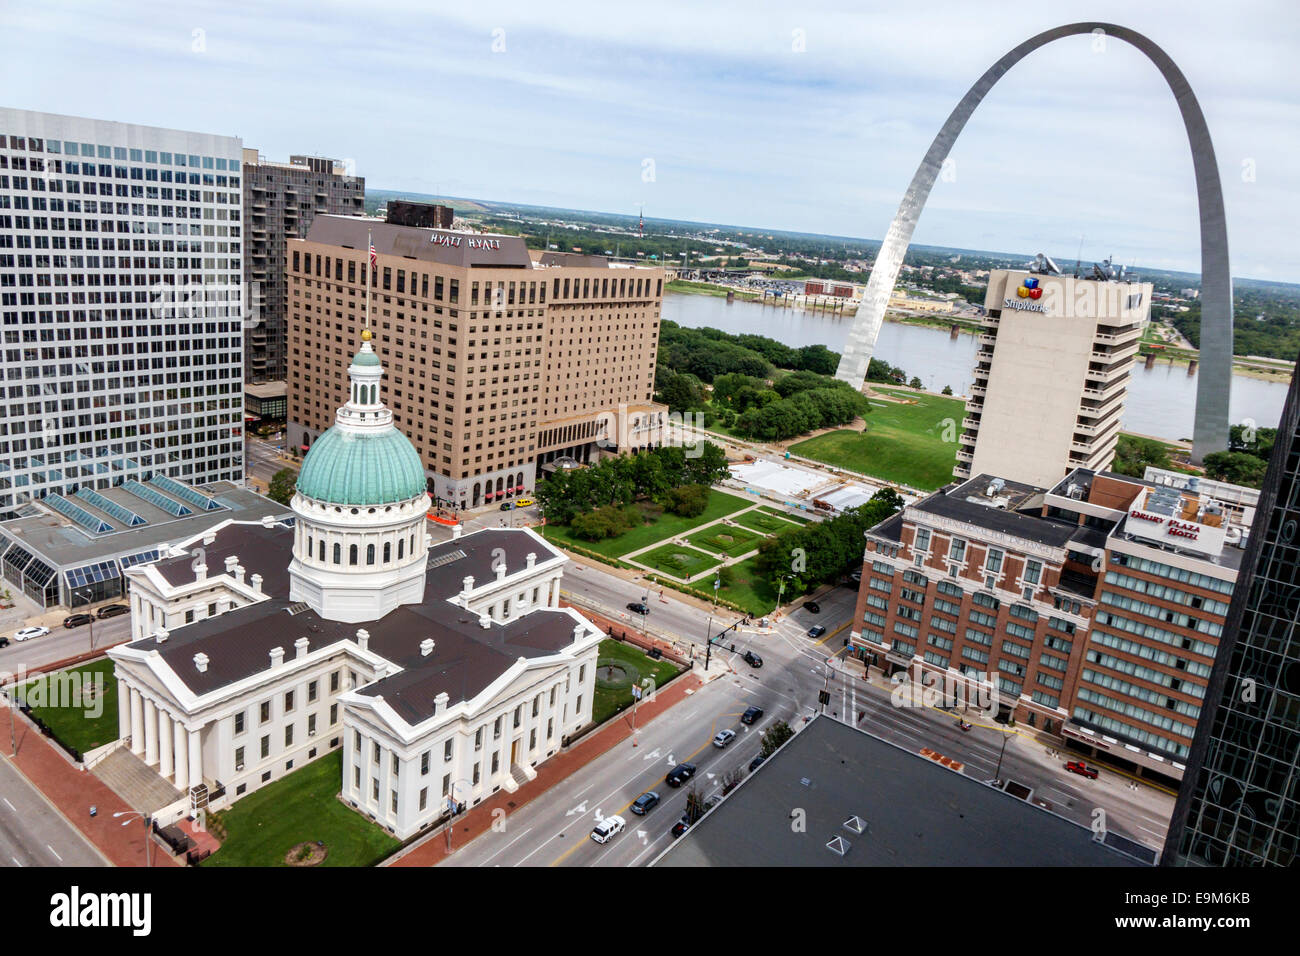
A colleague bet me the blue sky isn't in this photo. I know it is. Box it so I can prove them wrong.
[4,0,1298,280]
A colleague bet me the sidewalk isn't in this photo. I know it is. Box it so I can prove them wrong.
[387,670,703,867]
[1,698,178,867]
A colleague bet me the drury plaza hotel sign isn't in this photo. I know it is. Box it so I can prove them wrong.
[1125,507,1228,558]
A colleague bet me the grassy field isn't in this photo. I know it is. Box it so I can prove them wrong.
[666,280,759,300]
[758,505,811,524]
[17,659,118,755]
[541,490,752,558]
[634,543,722,580]
[203,751,400,868]
[592,639,682,726]
[788,387,963,490]
[685,523,761,558]
[714,555,780,616]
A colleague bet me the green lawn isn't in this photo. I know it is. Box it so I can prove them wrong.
[634,543,722,580]
[592,639,682,726]
[714,555,781,616]
[203,751,401,868]
[542,489,752,558]
[758,505,811,524]
[686,522,761,557]
[17,659,118,755]
[788,387,964,490]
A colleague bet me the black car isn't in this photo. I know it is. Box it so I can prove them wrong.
[808,625,827,639]
[741,705,764,725]
[665,762,697,787]
[62,613,94,629]
[803,601,821,614]
[96,604,129,620]
[0,636,9,649]
[749,754,767,772]
[499,501,513,511]
[671,819,690,838]
[626,602,649,616]
[631,791,660,815]
[742,651,763,668]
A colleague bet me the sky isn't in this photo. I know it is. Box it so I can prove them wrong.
[3,0,1299,281]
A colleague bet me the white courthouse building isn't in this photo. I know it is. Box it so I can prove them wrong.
[107,334,601,839]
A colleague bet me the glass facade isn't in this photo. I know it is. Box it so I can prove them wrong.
[1165,360,1300,866]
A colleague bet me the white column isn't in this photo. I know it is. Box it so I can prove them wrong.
[158,712,173,778]
[188,727,203,789]
[129,687,144,755]
[143,698,158,765]
[116,680,130,742]
[173,718,189,790]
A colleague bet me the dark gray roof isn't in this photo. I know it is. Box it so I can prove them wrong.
[866,513,905,543]
[655,717,1145,868]
[150,522,294,598]
[911,475,1075,550]
[125,529,576,719]
[304,215,534,269]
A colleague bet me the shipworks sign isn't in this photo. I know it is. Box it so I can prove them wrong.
[1003,276,1048,313]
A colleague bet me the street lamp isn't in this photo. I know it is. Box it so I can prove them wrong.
[113,810,153,867]
[5,687,16,756]
[993,730,1011,785]
[74,586,96,651]
[444,778,473,853]
[776,573,794,612]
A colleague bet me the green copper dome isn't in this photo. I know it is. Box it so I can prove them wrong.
[351,348,381,367]
[296,426,427,505]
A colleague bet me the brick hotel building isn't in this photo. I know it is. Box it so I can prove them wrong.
[852,466,1256,780]
[285,216,666,511]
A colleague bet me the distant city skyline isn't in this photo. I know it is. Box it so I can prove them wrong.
[4,0,1297,281]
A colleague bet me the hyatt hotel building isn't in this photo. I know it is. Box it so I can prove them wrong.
[286,216,666,511]
[852,465,1259,783]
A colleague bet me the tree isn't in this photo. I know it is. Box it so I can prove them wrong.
[663,483,710,518]
[267,468,297,505]
[941,385,954,395]
[1204,451,1269,488]
[759,720,795,757]
[908,376,923,390]
[1111,435,1172,478]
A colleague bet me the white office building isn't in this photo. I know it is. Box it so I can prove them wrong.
[0,109,246,520]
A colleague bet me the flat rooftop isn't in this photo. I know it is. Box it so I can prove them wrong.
[304,215,536,269]
[654,716,1145,868]
[910,474,1075,549]
[0,482,293,570]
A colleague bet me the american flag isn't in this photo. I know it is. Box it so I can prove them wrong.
[369,236,377,270]
[638,209,643,237]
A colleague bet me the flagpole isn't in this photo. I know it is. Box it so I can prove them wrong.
[366,229,372,332]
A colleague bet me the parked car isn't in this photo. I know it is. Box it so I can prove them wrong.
[590,814,627,844]
[499,501,513,511]
[0,636,9,649]
[808,625,827,639]
[665,762,697,787]
[741,705,764,725]
[671,818,690,838]
[96,604,129,620]
[1065,761,1100,780]
[713,729,736,748]
[803,601,821,614]
[626,602,650,616]
[515,497,535,508]
[12,625,50,642]
[62,613,94,629]
[631,791,660,815]
[749,754,767,772]
[742,651,763,668]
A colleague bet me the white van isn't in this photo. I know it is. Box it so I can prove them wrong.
[590,814,627,845]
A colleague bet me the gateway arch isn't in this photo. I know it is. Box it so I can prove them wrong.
[834,22,1232,463]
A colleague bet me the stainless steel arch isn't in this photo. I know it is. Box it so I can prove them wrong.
[834,22,1232,463]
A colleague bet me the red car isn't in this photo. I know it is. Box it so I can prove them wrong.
[1064,760,1099,780]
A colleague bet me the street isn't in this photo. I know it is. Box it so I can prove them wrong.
[0,614,133,677]
[0,753,107,868]
[437,560,1175,866]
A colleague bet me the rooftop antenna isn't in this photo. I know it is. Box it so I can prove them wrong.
[1073,235,1084,279]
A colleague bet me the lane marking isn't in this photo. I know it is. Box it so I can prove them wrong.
[47,844,62,862]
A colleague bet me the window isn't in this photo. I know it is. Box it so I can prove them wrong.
[260,735,269,759]
[444,739,453,762]
[419,787,428,811]
[354,767,361,790]
[421,752,430,775]
[493,716,502,739]
[284,725,293,747]
[234,712,245,734]
[260,701,270,724]
[284,690,294,713]
[330,704,338,725]
[513,705,522,728]
[914,528,931,552]
[373,742,381,765]
[234,746,244,769]
[491,752,499,774]
[475,727,484,751]
[391,791,398,814]
[308,680,318,703]
[392,754,400,777]
[442,774,451,797]
[473,763,481,785]
[308,714,317,736]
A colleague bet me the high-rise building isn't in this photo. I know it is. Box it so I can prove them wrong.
[242,150,364,383]
[956,268,1152,488]
[852,463,1256,779]
[0,109,246,520]
[1163,358,1300,866]
[285,216,667,510]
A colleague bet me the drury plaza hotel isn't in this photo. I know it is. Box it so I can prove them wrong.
[286,215,667,511]
[852,465,1259,783]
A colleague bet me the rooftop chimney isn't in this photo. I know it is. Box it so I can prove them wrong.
[420,638,435,657]
[374,662,387,680]
[261,515,275,528]
[461,575,475,596]
[526,552,536,569]
[356,628,369,651]
[495,560,507,581]
[295,636,310,659]
[251,573,263,594]
[224,556,238,575]
[216,596,231,615]
[479,615,491,629]
[194,653,209,673]
[573,624,585,642]
[232,564,245,585]
[203,533,217,546]
[269,646,285,667]
[156,627,169,644]
[193,562,207,582]
[434,691,449,713]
